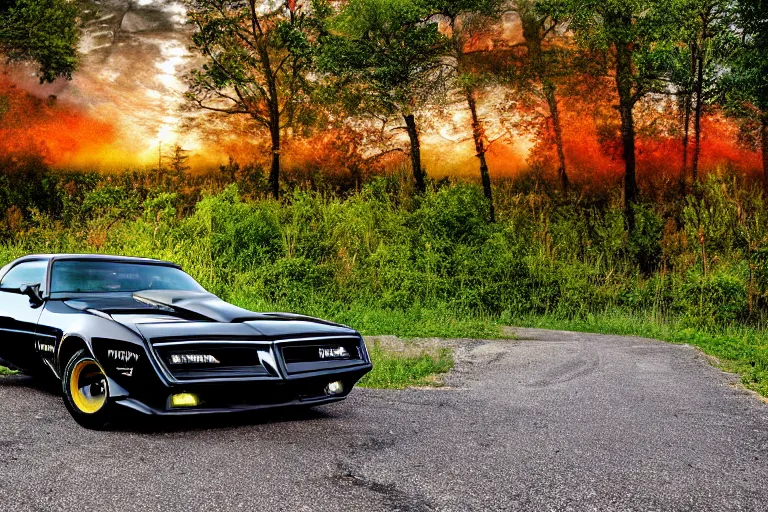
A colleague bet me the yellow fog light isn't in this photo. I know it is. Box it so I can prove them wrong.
[171,393,200,408]
[325,381,344,396]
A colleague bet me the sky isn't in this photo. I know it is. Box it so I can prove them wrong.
[1,0,760,182]
[1,0,532,175]
[9,0,207,169]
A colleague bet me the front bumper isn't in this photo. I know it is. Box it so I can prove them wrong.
[112,364,372,416]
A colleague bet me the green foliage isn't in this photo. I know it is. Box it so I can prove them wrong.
[184,0,321,197]
[0,0,79,83]
[628,203,663,273]
[666,1,734,130]
[184,0,315,122]
[539,0,687,98]
[537,0,694,205]
[420,0,506,86]
[317,0,449,117]
[720,1,768,143]
[422,0,502,19]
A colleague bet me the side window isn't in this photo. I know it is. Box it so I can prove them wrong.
[0,261,48,293]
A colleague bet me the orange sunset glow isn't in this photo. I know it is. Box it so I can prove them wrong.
[0,0,762,184]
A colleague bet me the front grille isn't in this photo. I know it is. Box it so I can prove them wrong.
[153,343,272,381]
[279,337,365,375]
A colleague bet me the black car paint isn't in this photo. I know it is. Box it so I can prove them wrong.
[0,289,45,371]
[0,254,372,416]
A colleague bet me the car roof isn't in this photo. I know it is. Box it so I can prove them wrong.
[12,254,181,269]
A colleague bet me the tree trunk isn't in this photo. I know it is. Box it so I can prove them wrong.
[465,89,495,223]
[269,124,280,200]
[404,114,426,193]
[681,42,697,191]
[681,94,692,191]
[544,82,569,193]
[519,7,569,193]
[680,95,693,186]
[247,0,282,200]
[266,75,280,199]
[615,42,638,228]
[619,102,638,216]
[691,49,705,183]
[762,115,768,196]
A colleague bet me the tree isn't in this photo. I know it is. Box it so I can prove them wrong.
[668,38,697,188]
[0,0,79,84]
[185,0,314,199]
[673,0,733,184]
[423,0,503,220]
[517,0,571,193]
[166,144,191,188]
[721,0,768,193]
[539,0,683,225]
[318,0,450,193]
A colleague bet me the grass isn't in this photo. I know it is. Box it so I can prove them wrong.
[359,340,455,389]
[229,295,506,340]
[0,366,16,376]
[320,307,502,339]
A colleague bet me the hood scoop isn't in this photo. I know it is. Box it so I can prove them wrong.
[64,292,233,322]
[65,296,171,315]
[131,290,266,323]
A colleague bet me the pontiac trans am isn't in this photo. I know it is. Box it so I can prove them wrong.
[0,254,372,429]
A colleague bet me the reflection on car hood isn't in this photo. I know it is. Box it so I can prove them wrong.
[64,290,356,339]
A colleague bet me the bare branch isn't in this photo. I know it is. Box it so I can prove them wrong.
[190,96,250,115]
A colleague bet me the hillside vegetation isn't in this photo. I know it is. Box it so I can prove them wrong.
[0,170,766,394]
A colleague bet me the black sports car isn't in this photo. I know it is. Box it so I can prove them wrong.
[0,254,372,428]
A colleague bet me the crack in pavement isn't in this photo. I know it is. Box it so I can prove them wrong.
[333,462,435,512]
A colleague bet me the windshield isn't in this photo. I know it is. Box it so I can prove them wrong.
[51,260,204,294]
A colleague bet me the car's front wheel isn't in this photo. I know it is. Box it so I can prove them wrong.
[62,350,112,429]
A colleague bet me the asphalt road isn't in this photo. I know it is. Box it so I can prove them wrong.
[1,328,767,511]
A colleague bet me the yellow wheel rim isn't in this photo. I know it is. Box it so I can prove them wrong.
[70,360,107,414]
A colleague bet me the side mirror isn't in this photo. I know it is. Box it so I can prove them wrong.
[19,283,43,307]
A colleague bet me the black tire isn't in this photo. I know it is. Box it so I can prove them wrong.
[62,350,113,430]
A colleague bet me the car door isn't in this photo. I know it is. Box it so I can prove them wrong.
[0,260,48,371]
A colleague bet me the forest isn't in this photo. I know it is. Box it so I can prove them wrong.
[0,0,767,393]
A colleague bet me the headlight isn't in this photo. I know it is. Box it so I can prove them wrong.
[325,381,344,395]
[170,393,200,407]
[169,353,220,365]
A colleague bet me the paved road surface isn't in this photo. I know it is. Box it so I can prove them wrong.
[1,329,767,511]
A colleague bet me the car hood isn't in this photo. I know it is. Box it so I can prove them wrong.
[64,291,357,339]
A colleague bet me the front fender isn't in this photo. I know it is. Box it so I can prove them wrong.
[54,319,144,373]
[41,304,164,396]
[56,335,152,401]
[90,337,166,395]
